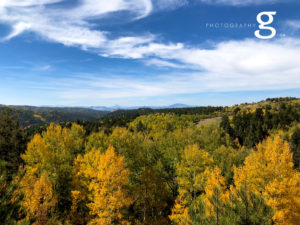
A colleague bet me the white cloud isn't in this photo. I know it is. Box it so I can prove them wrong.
[161,38,300,75]
[98,37,300,79]
[35,65,52,71]
[152,0,188,10]
[196,0,286,6]
[144,59,186,68]
[22,37,300,102]
[67,0,153,20]
[2,22,31,40]
[0,0,154,48]
[286,20,300,30]
[0,0,61,8]
[47,63,300,101]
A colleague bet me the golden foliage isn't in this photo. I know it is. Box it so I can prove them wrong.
[20,172,57,225]
[177,145,214,198]
[233,135,300,225]
[170,145,213,224]
[265,173,300,225]
[20,123,85,223]
[203,167,228,218]
[169,193,191,225]
[77,146,132,225]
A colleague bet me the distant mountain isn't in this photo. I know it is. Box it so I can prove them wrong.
[166,104,194,108]
[89,103,195,111]
[89,105,122,111]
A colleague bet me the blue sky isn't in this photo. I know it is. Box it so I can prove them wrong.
[0,0,300,107]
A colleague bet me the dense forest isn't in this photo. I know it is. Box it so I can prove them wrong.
[0,97,299,225]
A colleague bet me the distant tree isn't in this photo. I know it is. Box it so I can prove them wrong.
[222,103,300,148]
[291,127,300,169]
[220,115,233,137]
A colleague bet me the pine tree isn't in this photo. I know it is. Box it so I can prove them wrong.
[291,126,300,169]
[0,108,26,179]
[223,185,273,225]
[0,160,21,224]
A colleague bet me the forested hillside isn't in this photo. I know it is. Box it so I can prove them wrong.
[0,105,109,128]
[0,98,299,225]
[0,105,225,129]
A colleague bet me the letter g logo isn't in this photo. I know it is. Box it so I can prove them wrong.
[255,11,277,39]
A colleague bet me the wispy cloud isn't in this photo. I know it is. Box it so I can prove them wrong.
[152,0,188,10]
[35,65,52,71]
[144,59,186,68]
[34,63,300,102]
[285,20,300,30]
[20,37,300,102]
[0,0,153,47]
[0,66,25,70]
[196,0,289,6]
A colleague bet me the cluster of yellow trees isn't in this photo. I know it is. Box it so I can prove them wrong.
[170,136,300,225]
[13,114,300,225]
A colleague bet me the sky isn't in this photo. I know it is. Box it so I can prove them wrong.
[0,0,300,107]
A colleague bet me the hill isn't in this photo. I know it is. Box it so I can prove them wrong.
[0,105,109,127]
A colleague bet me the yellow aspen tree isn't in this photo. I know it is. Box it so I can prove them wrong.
[169,193,192,225]
[170,145,213,224]
[264,173,300,225]
[70,154,90,225]
[21,123,85,221]
[234,135,294,193]
[79,146,132,225]
[177,145,213,200]
[203,167,228,220]
[20,172,57,225]
[233,135,300,225]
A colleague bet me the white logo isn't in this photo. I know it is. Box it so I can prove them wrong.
[255,11,277,39]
